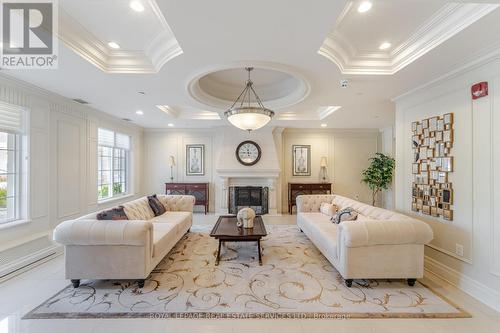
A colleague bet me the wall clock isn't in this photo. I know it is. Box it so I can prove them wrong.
[236,140,261,166]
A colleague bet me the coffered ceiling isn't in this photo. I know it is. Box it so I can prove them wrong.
[2,0,500,129]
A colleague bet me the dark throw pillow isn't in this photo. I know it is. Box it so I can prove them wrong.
[148,194,166,216]
[96,206,129,220]
[331,207,358,224]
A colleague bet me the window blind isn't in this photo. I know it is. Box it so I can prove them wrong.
[98,128,115,147]
[115,133,130,150]
[0,101,24,134]
[98,128,130,150]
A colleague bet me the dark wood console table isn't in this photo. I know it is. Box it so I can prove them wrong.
[165,182,209,214]
[288,183,332,213]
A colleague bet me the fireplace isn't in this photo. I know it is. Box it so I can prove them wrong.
[229,186,269,215]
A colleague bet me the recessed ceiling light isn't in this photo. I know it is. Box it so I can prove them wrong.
[167,123,174,127]
[129,1,145,12]
[135,110,144,115]
[357,1,372,13]
[321,123,327,128]
[107,41,120,49]
[379,42,391,50]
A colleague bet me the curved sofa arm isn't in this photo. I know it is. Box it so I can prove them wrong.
[157,195,196,212]
[296,195,335,213]
[53,219,153,246]
[338,219,433,248]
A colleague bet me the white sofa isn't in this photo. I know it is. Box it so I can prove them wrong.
[53,195,195,288]
[296,194,433,287]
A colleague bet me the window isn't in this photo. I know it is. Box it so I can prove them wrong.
[0,101,26,224]
[97,128,130,201]
[0,132,21,223]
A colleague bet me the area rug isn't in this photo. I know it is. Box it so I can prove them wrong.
[24,225,469,319]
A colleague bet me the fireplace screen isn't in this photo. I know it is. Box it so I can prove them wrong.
[229,186,268,215]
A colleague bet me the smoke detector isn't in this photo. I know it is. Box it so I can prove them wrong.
[340,79,348,88]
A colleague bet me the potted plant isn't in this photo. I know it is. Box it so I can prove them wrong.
[361,153,395,206]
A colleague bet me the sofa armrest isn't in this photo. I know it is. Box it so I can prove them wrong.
[296,195,335,213]
[53,219,153,246]
[157,195,195,212]
[338,219,433,248]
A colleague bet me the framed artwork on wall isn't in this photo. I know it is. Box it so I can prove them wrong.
[292,145,311,176]
[186,144,205,176]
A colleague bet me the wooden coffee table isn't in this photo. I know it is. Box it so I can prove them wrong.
[210,215,267,266]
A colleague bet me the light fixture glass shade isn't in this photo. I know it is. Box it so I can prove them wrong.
[225,107,274,132]
[320,156,328,168]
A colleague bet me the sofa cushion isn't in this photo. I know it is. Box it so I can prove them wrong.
[299,213,338,260]
[152,223,178,258]
[148,194,166,216]
[151,211,192,234]
[320,202,337,217]
[331,207,358,224]
[96,206,128,220]
[122,197,155,220]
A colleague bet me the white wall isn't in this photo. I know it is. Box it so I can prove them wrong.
[143,129,217,212]
[0,75,144,257]
[143,128,381,214]
[281,129,380,212]
[394,53,500,311]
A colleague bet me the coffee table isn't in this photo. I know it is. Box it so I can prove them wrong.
[210,215,267,266]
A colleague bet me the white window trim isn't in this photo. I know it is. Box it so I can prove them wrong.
[97,128,131,202]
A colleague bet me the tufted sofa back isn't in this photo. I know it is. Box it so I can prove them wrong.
[296,195,335,213]
[297,194,410,221]
[76,195,196,221]
[122,197,155,220]
[157,194,195,212]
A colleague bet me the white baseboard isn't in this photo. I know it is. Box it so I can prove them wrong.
[0,243,63,283]
[424,255,500,312]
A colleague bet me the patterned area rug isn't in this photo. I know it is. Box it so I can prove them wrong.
[25,225,468,319]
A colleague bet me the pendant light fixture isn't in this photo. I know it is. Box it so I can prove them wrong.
[224,67,275,132]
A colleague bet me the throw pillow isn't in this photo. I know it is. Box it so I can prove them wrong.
[148,194,166,216]
[320,202,338,216]
[331,207,358,224]
[96,206,129,220]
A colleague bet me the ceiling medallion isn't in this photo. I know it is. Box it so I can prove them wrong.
[224,67,275,132]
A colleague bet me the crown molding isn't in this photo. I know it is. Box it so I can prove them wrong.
[319,3,499,75]
[58,0,182,73]
[156,105,180,118]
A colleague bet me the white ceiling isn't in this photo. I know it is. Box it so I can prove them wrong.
[3,0,500,130]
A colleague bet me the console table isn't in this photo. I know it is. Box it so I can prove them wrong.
[288,183,332,214]
[165,182,209,214]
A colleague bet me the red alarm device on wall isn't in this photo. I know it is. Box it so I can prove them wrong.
[471,81,488,100]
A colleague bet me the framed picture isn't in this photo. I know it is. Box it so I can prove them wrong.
[186,144,205,176]
[443,130,453,142]
[412,163,420,174]
[441,157,453,172]
[444,113,453,125]
[429,117,438,131]
[292,145,311,176]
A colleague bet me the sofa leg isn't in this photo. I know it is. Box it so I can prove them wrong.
[71,279,80,288]
[407,278,416,287]
[345,279,353,288]
[137,279,145,288]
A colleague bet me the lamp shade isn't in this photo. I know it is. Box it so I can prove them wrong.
[320,156,328,168]
[169,155,176,167]
[226,107,273,131]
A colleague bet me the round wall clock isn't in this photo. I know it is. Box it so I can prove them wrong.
[236,140,261,166]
